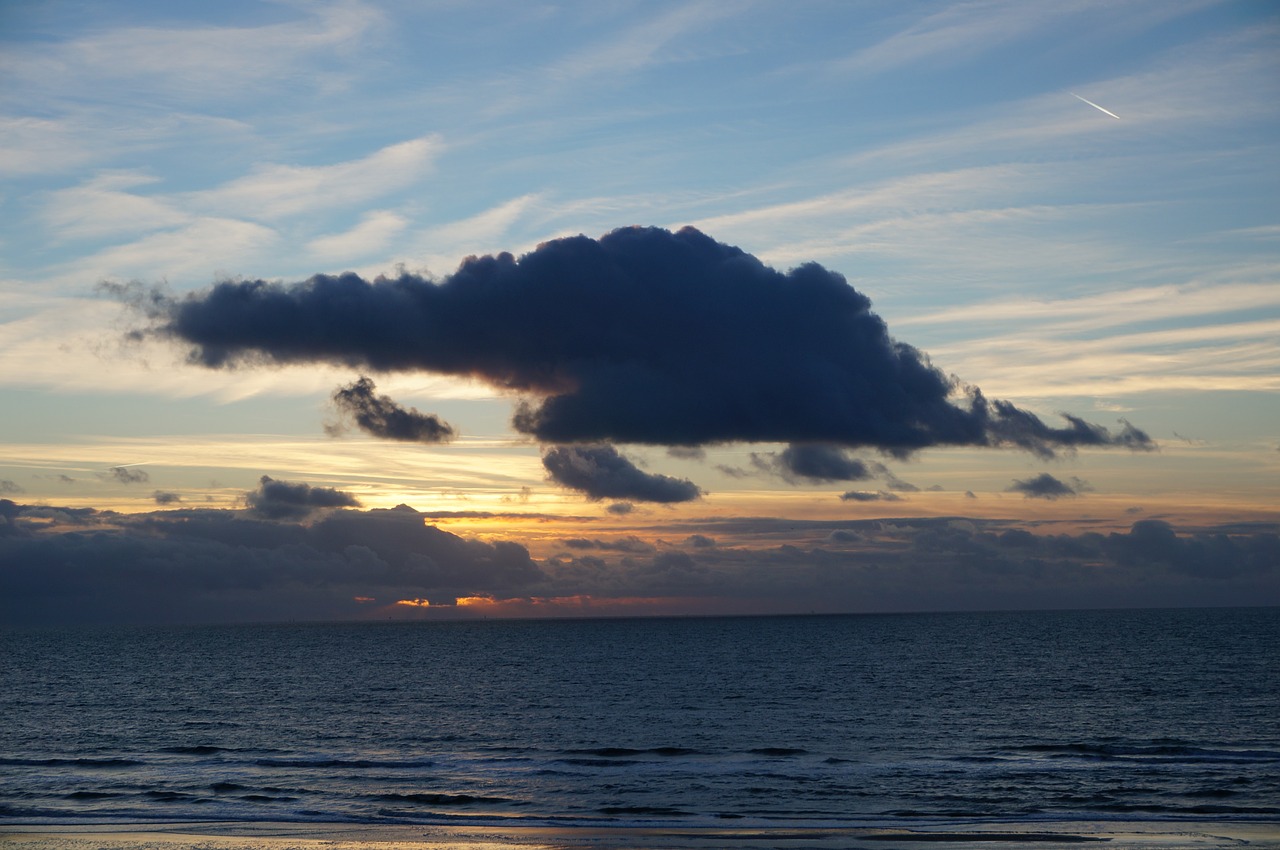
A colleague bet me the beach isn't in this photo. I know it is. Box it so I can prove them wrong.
[4,821,1280,850]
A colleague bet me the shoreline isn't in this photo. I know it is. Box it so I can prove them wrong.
[3,821,1280,849]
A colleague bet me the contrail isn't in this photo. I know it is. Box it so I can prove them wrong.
[1071,92,1120,120]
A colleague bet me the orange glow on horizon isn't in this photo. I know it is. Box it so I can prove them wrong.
[428,594,798,619]
[395,598,431,608]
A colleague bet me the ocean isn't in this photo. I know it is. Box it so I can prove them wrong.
[2,608,1278,840]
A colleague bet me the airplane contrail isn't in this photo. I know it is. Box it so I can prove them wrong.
[1071,92,1120,120]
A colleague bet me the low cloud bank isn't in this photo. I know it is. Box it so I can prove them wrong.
[2,495,1275,626]
[0,493,542,626]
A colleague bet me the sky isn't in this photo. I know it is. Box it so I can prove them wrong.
[1,0,1278,625]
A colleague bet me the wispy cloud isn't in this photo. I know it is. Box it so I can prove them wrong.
[410,194,542,274]
[190,135,441,221]
[42,171,189,241]
[546,2,740,83]
[897,280,1280,330]
[0,116,98,177]
[1,1,382,104]
[307,211,409,265]
[831,0,1084,75]
[830,0,1224,77]
[69,217,280,284]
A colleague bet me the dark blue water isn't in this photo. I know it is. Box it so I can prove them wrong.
[2,608,1278,831]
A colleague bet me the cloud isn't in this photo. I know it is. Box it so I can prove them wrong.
[105,466,150,485]
[543,445,701,503]
[534,515,1280,613]
[307,210,408,264]
[245,475,361,519]
[1007,473,1090,500]
[839,490,902,502]
[755,444,872,483]
[7,1,379,104]
[561,536,656,554]
[153,491,181,505]
[0,480,22,495]
[1,498,1276,625]
[193,136,440,221]
[328,376,456,443]
[130,226,1153,459]
[0,500,544,626]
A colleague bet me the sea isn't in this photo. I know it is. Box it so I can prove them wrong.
[2,608,1278,840]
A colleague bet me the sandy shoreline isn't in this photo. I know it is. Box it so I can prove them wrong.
[2,821,1279,849]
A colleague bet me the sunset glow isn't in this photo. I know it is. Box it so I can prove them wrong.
[0,1,1276,626]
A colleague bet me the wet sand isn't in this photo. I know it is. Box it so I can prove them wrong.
[2,821,1279,850]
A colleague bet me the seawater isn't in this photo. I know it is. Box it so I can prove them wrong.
[2,608,1278,830]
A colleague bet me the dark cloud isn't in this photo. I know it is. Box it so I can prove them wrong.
[839,490,903,502]
[543,445,702,503]
[534,516,1279,612]
[153,491,181,505]
[756,444,872,483]
[607,502,636,515]
[0,499,20,535]
[1007,473,1090,500]
[245,475,361,519]
[873,463,920,492]
[1,500,1276,624]
[0,500,544,626]
[127,226,1154,458]
[105,466,150,485]
[0,480,22,495]
[503,486,534,504]
[686,534,716,548]
[329,376,456,443]
[416,509,598,522]
[561,536,655,553]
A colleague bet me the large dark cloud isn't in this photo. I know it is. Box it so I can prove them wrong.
[245,475,362,519]
[543,445,702,503]
[125,226,1153,458]
[329,376,456,443]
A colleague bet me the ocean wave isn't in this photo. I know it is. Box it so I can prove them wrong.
[563,746,706,758]
[1014,743,1280,763]
[0,757,144,768]
[254,757,436,769]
